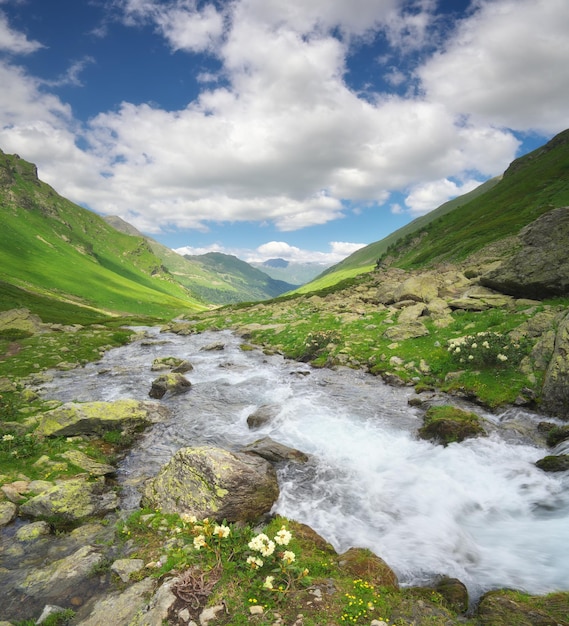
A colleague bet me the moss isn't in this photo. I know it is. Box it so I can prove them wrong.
[418,405,485,446]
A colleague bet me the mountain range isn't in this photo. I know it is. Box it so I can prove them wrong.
[1,128,568,322]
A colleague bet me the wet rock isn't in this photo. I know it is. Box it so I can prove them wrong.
[535,454,569,472]
[200,341,225,351]
[34,399,168,438]
[76,577,155,626]
[149,373,192,399]
[18,545,103,598]
[20,477,118,522]
[151,356,193,373]
[15,520,51,541]
[142,445,279,523]
[418,406,486,446]
[242,436,309,464]
[246,404,278,429]
[435,576,469,613]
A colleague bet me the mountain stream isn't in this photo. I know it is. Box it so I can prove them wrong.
[35,328,569,600]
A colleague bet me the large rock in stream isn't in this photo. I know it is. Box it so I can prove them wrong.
[142,445,279,523]
[34,399,168,437]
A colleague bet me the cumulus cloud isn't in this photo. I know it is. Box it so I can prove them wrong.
[418,0,569,133]
[0,11,43,54]
[404,178,483,214]
[0,0,567,243]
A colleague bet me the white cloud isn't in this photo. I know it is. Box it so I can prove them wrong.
[0,0,566,244]
[175,239,365,265]
[418,0,569,133]
[0,11,43,54]
[404,178,483,214]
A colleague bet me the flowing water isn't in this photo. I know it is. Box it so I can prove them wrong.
[37,328,569,600]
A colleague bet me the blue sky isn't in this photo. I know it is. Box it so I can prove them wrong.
[0,0,567,265]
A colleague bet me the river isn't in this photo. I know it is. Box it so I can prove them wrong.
[38,327,569,600]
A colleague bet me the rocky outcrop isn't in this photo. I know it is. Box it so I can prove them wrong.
[481,207,569,299]
[142,445,279,523]
[0,307,46,336]
[541,311,569,419]
[34,399,168,437]
[338,547,399,591]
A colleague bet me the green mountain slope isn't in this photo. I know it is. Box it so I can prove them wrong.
[105,216,296,304]
[302,129,569,292]
[0,151,205,320]
[188,252,296,304]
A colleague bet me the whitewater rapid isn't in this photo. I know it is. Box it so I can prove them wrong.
[39,328,569,598]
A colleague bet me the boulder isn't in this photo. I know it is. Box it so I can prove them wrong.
[383,321,429,341]
[476,588,568,625]
[242,436,309,464]
[435,576,469,613]
[535,455,569,472]
[393,275,439,303]
[338,547,399,591]
[20,477,118,522]
[34,399,167,438]
[15,520,51,542]
[0,501,17,526]
[149,373,192,399]
[0,307,45,336]
[418,406,486,446]
[246,404,279,429]
[481,206,569,299]
[142,445,279,523]
[541,311,569,419]
[397,303,426,324]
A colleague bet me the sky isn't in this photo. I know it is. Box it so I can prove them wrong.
[0,0,568,266]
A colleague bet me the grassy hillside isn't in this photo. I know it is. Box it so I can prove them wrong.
[0,151,205,320]
[304,128,569,291]
[188,252,296,304]
[105,216,296,304]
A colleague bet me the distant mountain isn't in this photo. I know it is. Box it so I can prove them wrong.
[250,260,332,286]
[263,258,289,268]
[187,252,296,303]
[105,218,296,304]
[300,129,569,293]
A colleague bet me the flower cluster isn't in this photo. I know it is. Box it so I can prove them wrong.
[447,331,528,368]
[246,525,308,598]
[341,579,383,624]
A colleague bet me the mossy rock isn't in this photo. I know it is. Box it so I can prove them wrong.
[418,405,486,446]
[476,589,569,625]
[535,454,569,472]
[338,547,399,591]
